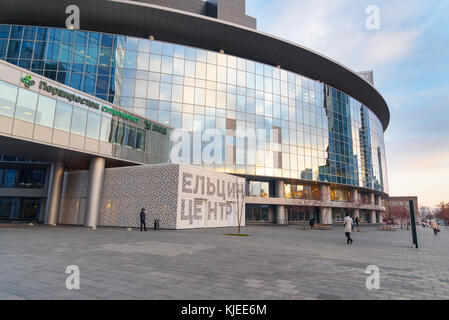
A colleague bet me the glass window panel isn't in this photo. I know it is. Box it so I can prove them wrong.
[138,39,150,52]
[172,84,183,103]
[0,80,18,117]
[126,37,138,51]
[124,50,137,69]
[136,128,146,151]
[137,52,149,70]
[86,111,101,139]
[160,83,172,101]
[35,95,56,127]
[173,58,184,76]
[150,41,162,55]
[100,116,113,142]
[196,62,206,80]
[71,106,87,135]
[149,54,161,72]
[217,66,226,83]
[54,101,73,131]
[134,80,147,98]
[185,60,195,78]
[183,86,195,104]
[147,81,160,100]
[161,55,173,74]
[15,88,38,122]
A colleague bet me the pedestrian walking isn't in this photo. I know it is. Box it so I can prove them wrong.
[139,208,147,232]
[431,220,440,236]
[344,213,353,245]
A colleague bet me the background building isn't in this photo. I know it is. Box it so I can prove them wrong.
[0,0,390,226]
[385,196,419,225]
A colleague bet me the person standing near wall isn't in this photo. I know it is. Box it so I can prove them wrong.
[140,208,147,232]
[344,213,353,245]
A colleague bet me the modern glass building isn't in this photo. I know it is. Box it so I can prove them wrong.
[0,0,389,225]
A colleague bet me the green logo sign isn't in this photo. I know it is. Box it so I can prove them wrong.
[21,75,35,88]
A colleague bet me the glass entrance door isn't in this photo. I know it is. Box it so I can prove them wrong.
[19,199,40,219]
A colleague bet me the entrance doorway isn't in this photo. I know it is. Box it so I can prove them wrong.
[0,197,41,220]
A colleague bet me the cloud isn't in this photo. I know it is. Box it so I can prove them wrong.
[250,0,449,206]
[261,0,423,71]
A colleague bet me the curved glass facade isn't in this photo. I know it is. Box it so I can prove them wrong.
[0,24,388,193]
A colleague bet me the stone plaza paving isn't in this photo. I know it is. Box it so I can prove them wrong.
[0,223,448,300]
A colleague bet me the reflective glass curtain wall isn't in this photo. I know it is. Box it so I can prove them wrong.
[0,24,388,193]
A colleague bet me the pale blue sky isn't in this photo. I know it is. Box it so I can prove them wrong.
[246,0,449,207]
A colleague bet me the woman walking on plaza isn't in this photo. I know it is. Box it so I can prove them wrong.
[344,213,353,245]
[431,220,440,236]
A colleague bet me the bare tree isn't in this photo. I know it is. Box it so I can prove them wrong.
[388,205,410,229]
[231,175,246,236]
[436,202,449,228]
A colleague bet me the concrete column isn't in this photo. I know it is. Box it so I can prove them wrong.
[84,157,105,228]
[320,207,332,224]
[376,195,382,206]
[275,180,284,198]
[370,211,377,224]
[268,206,275,223]
[319,184,331,224]
[319,184,331,201]
[275,180,286,224]
[369,193,375,205]
[44,162,64,226]
[276,205,287,225]
[351,189,360,218]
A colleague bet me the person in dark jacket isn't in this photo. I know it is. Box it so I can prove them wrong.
[309,218,315,229]
[140,208,147,232]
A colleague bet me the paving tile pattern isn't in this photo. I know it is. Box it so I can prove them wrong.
[0,224,448,300]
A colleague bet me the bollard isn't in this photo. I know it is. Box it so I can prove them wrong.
[154,219,159,230]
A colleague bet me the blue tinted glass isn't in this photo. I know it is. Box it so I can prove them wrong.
[85,64,97,74]
[89,32,101,46]
[6,40,20,58]
[98,66,110,75]
[75,31,88,46]
[36,27,48,41]
[20,41,34,59]
[126,37,138,51]
[185,47,195,60]
[48,29,62,42]
[57,71,70,85]
[23,26,36,40]
[62,29,74,44]
[101,34,113,48]
[59,44,73,63]
[99,47,112,66]
[10,26,23,39]
[96,75,109,94]
[46,43,60,60]
[86,46,99,64]
[33,42,46,60]
[83,75,96,94]
[70,73,83,90]
[0,25,10,38]
[0,39,7,58]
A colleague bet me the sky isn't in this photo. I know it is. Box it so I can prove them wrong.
[246,0,449,208]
